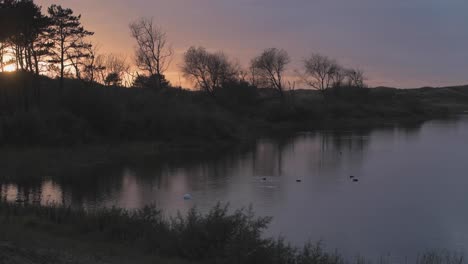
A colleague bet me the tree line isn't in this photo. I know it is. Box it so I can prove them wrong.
[0,0,130,89]
[131,17,367,98]
[0,0,366,98]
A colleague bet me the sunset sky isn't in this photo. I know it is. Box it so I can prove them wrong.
[35,0,468,88]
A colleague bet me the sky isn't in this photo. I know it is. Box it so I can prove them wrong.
[35,0,468,88]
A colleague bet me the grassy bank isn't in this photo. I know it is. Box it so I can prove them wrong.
[0,202,464,264]
[1,72,468,147]
[0,202,342,264]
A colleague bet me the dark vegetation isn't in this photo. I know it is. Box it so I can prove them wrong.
[1,1,468,262]
[1,0,468,147]
[0,72,246,146]
[0,202,464,264]
[0,202,344,264]
[1,71,468,146]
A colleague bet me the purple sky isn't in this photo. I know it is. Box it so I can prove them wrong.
[36,0,468,88]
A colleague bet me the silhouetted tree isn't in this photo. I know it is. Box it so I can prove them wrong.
[132,74,147,88]
[330,65,347,88]
[0,42,6,71]
[300,54,367,93]
[300,53,340,94]
[30,26,53,75]
[81,44,104,86]
[0,1,13,72]
[132,73,169,89]
[251,48,290,98]
[104,72,120,86]
[345,68,366,88]
[96,53,130,87]
[21,0,51,75]
[129,18,173,90]
[0,1,16,41]
[0,0,18,69]
[67,38,93,81]
[47,4,93,90]
[181,46,239,96]
[0,0,50,74]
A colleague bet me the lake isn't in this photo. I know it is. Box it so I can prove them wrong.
[2,117,468,260]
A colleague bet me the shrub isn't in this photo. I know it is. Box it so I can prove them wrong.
[0,202,344,264]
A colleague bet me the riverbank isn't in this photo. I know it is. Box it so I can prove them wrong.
[0,202,345,264]
[0,202,464,264]
[2,73,468,147]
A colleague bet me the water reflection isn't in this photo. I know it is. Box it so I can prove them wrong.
[1,180,64,205]
[0,123,420,211]
[2,119,468,258]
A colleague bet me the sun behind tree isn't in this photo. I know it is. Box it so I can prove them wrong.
[3,64,16,72]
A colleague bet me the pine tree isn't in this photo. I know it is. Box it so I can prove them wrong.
[47,4,93,90]
[0,0,50,74]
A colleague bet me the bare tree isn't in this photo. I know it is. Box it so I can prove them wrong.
[238,68,249,83]
[181,46,239,96]
[79,49,131,87]
[300,53,341,94]
[345,68,366,88]
[251,48,290,98]
[330,65,348,88]
[248,63,267,88]
[129,17,173,89]
[92,53,130,86]
[81,44,104,85]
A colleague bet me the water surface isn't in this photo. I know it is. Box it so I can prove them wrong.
[2,117,468,259]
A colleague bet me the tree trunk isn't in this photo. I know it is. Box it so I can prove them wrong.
[16,45,24,70]
[31,43,40,75]
[0,44,4,72]
[26,47,33,72]
[60,39,65,92]
[156,60,162,89]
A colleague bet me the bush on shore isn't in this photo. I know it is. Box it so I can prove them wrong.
[0,72,465,147]
[0,202,464,264]
[0,202,344,264]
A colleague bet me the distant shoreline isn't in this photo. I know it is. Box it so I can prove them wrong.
[1,73,468,149]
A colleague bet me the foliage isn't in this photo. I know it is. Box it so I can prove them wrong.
[132,73,170,89]
[0,72,463,146]
[0,0,51,74]
[47,4,94,87]
[0,202,345,264]
[0,1,465,147]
